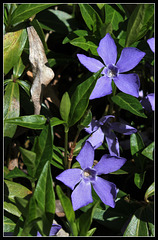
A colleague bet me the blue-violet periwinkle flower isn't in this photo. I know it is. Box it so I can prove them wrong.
[147,37,155,53]
[85,115,137,156]
[140,93,155,111]
[77,33,146,99]
[37,224,62,237]
[56,142,127,211]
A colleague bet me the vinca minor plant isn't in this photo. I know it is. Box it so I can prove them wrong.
[4,3,154,237]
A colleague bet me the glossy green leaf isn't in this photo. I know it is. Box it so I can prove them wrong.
[10,4,56,25]
[130,133,145,156]
[125,4,154,47]
[60,92,71,123]
[5,167,33,181]
[3,215,18,233]
[13,57,25,79]
[51,145,64,170]
[134,172,146,189]
[4,82,20,138]
[4,29,27,75]
[50,117,65,127]
[56,185,78,236]
[19,147,37,178]
[123,206,149,236]
[31,123,53,179]
[78,202,98,236]
[4,180,32,203]
[68,68,103,127]
[16,79,31,97]
[142,142,154,160]
[86,228,97,236]
[4,201,21,217]
[79,4,103,33]
[77,109,92,131]
[105,4,124,31]
[111,93,147,118]
[4,115,47,129]
[33,161,55,235]
[144,182,155,202]
[62,29,88,44]
[70,36,98,55]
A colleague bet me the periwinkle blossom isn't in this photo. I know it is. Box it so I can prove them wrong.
[56,142,126,211]
[37,224,62,237]
[85,115,137,156]
[77,33,146,99]
[147,37,155,53]
[140,93,155,111]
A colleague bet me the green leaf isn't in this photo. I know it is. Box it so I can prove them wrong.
[141,142,154,160]
[32,123,53,179]
[79,4,103,33]
[130,133,145,156]
[144,182,155,202]
[68,68,103,127]
[134,172,146,189]
[19,147,37,178]
[13,57,25,79]
[78,202,98,236]
[16,79,31,97]
[4,82,20,138]
[4,180,32,203]
[62,29,88,44]
[3,215,18,233]
[123,206,149,236]
[70,36,98,55]
[10,4,56,25]
[56,185,78,236]
[125,4,154,47]
[4,29,27,75]
[4,115,47,129]
[77,109,92,131]
[5,167,33,181]
[105,4,124,31]
[111,92,147,118]
[60,92,71,123]
[50,117,65,127]
[51,145,64,170]
[4,201,21,217]
[32,161,55,236]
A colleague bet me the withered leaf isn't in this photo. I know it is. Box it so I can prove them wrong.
[27,26,54,114]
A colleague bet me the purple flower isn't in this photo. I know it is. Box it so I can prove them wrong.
[37,224,62,237]
[140,93,155,111]
[77,33,146,99]
[147,37,155,53]
[56,142,126,211]
[85,115,137,156]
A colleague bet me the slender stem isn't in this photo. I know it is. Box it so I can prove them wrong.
[68,129,81,169]
[64,126,69,169]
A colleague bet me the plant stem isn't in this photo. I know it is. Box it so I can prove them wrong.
[64,126,69,169]
[68,129,81,169]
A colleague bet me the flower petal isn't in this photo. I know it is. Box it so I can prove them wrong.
[71,180,93,211]
[89,76,112,100]
[37,224,62,236]
[77,54,104,72]
[114,73,140,98]
[93,154,127,175]
[85,119,99,134]
[56,169,82,190]
[116,47,146,73]
[97,33,117,65]
[147,37,155,53]
[92,177,117,208]
[105,129,120,156]
[147,93,155,111]
[87,128,104,149]
[111,122,137,135]
[99,115,115,126]
[76,141,94,169]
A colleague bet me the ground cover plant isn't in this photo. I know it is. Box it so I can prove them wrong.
[3,3,154,236]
